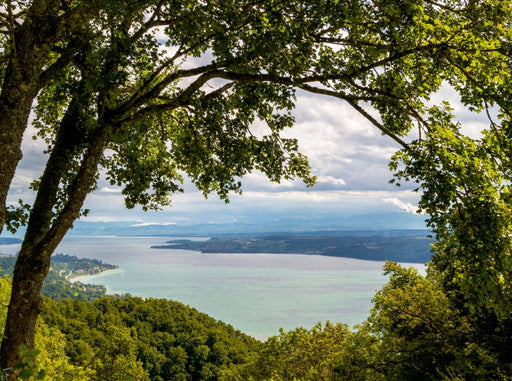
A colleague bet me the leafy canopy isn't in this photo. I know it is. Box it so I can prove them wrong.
[2,0,512,375]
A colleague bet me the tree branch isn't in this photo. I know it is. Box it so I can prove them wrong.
[41,124,112,254]
[114,72,232,126]
[299,83,409,149]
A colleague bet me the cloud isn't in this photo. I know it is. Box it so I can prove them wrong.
[316,175,346,187]
[283,92,403,193]
[80,215,144,223]
[382,197,419,214]
[130,222,177,227]
[100,187,122,194]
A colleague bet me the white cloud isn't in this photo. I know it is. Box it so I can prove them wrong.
[100,187,122,194]
[281,92,403,194]
[130,222,177,227]
[316,175,346,187]
[382,197,419,214]
[81,215,144,223]
[239,189,416,203]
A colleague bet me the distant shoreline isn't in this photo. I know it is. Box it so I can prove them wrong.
[152,234,433,264]
[69,268,124,284]
[0,237,22,245]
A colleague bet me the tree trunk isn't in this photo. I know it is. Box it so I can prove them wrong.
[0,3,101,367]
[0,1,96,233]
[0,244,50,380]
[0,90,84,376]
[0,96,33,235]
[0,121,111,373]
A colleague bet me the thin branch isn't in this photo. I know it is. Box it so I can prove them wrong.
[346,42,448,79]
[202,82,234,101]
[424,0,465,14]
[116,59,238,117]
[113,72,232,127]
[38,35,92,89]
[130,1,173,43]
[299,83,409,149]
[345,77,431,131]
[485,100,508,158]
[441,51,512,120]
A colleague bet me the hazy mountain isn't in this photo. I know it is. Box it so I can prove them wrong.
[1,212,428,239]
[60,212,428,237]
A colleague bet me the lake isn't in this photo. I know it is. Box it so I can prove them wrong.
[1,236,425,340]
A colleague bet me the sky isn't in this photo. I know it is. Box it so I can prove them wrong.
[0,0,497,235]
[6,74,488,230]
[6,92,415,227]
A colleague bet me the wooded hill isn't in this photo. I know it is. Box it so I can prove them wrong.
[1,262,509,380]
[0,254,116,302]
[153,233,433,263]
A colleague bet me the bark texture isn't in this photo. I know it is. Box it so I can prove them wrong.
[0,116,111,373]
[0,1,95,233]
[0,4,100,369]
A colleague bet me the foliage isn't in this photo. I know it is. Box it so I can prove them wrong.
[383,4,512,369]
[4,201,31,235]
[391,112,512,320]
[0,254,111,301]
[33,322,94,381]
[2,0,512,374]
[40,296,261,381]
[10,345,45,381]
[234,322,351,381]
[0,275,10,332]
[345,262,512,380]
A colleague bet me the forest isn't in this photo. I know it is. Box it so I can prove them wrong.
[0,254,116,301]
[153,233,433,263]
[0,260,508,380]
[1,0,512,379]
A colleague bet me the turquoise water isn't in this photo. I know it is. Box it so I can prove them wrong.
[2,236,424,340]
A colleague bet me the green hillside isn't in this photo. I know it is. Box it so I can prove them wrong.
[0,254,116,301]
[153,234,433,263]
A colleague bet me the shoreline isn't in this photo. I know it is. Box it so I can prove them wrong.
[68,268,124,284]
[49,236,425,338]
[152,246,429,268]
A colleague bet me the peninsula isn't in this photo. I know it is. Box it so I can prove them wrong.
[152,231,433,263]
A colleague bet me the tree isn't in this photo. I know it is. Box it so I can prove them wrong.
[344,260,512,380]
[1,0,511,375]
[387,1,512,372]
[237,322,351,381]
[34,322,94,381]
[364,263,475,380]
[0,1,103,234]
[39,296,260,381]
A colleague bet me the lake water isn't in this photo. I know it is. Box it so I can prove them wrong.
[1,236,424,340]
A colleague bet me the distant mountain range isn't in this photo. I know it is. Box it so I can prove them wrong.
[0,237,22,245]
[1,213,432,263]
[1,212,429,240]
[56,212,428,237]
